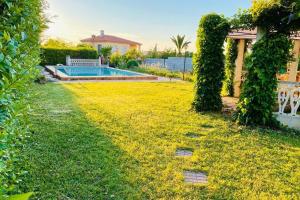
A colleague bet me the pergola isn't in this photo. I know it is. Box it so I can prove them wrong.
[227,29,300,97]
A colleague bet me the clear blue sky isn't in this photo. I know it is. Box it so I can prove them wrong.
[44,0,251,51]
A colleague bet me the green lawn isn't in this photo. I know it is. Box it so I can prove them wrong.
[22,82,300,199]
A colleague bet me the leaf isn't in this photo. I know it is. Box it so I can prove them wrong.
[21,32,27,41]
[8,193,34,200]
[0,53,4,62]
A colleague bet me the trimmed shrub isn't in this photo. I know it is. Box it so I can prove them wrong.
[192,14,230,112]
[0,0,44,197]
[235,34,292,126]
[127,60,139,68]
[40,47,98,66]
[223,38,238,96]
[109,52,124,68]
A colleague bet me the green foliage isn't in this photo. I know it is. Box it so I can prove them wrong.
[231,0,300,32]
[250,0,300,33]
[40,47,98,66]
[42,39,72,48]
[131,65,194,82]
[76,43,94,49]
[109,52,124,68]
[170,35,191,56]
[126,60,139,68]
[192,14,230,112]
[0,0,44,197]
[223,38,238,97]
[235,34,292,126]
[100,46,112,64]
[146,47,178,59]
[124,49,143,62]
[8,192,34,200]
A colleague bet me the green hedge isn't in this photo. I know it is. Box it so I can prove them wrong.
[192,14,230,112]
[40,47,98,65]
[223,38,238,97]
[0,0,44,198]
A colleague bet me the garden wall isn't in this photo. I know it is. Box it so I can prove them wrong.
[144,57,193,72]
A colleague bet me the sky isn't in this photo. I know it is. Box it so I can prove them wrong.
[44,0,251,51]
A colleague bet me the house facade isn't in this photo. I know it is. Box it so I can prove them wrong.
[81,30,142,55]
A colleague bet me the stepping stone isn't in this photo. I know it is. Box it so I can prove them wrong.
[184,171,208,184]
[175,148,193,156]
[185,132,203,138]
[201,124,214,128]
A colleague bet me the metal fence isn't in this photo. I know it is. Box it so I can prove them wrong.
[144,57,193,72]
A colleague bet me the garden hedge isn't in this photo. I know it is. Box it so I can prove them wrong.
[0,0,44,198]
[192,14,230,112]
[41,47,98,66]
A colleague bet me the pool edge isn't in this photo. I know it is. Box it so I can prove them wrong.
[45,66,158,81]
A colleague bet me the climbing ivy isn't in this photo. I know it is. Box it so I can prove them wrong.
[235,34,292,126]
[223,38,238,97]
[233,0,299,127]
[192,14,230,112]
[0,0,44,198]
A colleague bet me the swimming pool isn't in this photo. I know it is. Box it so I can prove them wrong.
[46,66,158,81]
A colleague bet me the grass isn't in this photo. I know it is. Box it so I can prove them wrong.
[22,82,300,199]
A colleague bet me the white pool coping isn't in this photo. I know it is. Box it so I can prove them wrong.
[45,65,158,81]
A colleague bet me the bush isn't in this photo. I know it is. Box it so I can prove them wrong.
[40,47,98,66]
[109,52,124,68]
[0,0,44,198]
[127,60,139,68]
[192,14,230,112]
[124,49,143,62]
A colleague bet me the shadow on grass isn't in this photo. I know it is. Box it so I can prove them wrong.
[21,84,141,199]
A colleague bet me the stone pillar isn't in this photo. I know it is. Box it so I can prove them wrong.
[288,40,300,82]
[233,39,245,97]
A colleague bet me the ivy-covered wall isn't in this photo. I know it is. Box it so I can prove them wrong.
[192,14,230,112]
[0,0,44,197]
[223,38,238,97]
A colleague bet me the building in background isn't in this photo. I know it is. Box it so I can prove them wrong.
[81,30,142,54]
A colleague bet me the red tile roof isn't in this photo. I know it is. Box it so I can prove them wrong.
[81,34,142,46]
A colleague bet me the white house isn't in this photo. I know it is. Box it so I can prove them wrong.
[81,30,142,55]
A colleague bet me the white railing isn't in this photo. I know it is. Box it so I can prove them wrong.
[66,56,101,66]
[278,85,300,116]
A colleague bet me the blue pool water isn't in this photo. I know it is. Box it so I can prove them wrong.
[57,66,145,77]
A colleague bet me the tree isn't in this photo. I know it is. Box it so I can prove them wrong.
[100,46,112,64]
[192,14,230,112]
[42,39,72,48]
[170,35,191,56]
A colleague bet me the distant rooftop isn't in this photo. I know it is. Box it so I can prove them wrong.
[81,30,142,46]
[228,29,300,40]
